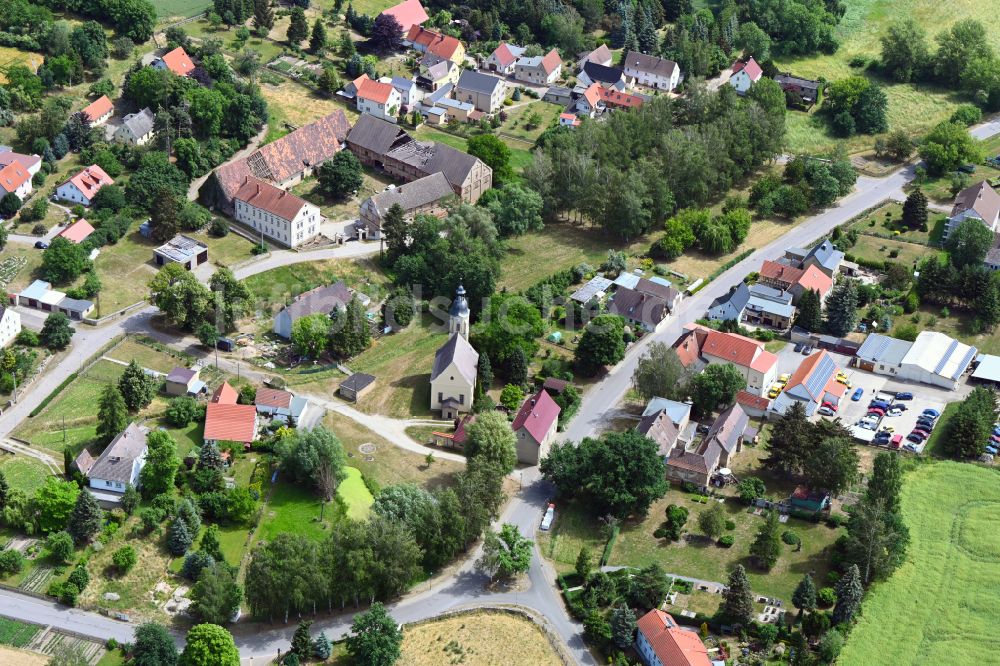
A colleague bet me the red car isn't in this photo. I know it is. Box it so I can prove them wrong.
[821,401,838,412]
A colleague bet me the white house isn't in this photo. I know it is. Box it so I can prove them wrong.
[511,390,561,465]
[233,176,322,248]
[485,42,525,75]
[0,160,32,201]
[622,50,680,91]
[513,49,562,85]
[673,325,779,396]
[728,57,763,94]
[390,76,422,107]
[0,307,21,348]
[945,180,1000,239]
[352,75,402,122]
[55,165,114,206]
[272,281,353,339]
[75,423,148,505]
[114,108,155,146]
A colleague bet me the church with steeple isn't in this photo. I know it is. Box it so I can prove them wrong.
[429,284,479,419]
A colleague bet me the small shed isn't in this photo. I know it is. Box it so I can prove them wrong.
[789,486,830,513]
[340,372,377,402]
[165,366,203,397]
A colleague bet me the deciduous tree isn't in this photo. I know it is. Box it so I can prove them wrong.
[317,150,363,200]
[178,624,239,666]
[140,431,180,498]
[476,522,533,582]
[192,562,243,624]
[119,360,155,412]
[948,216,994,268]
[632,342,685,401]
[346,603,401,666]
[574,314,625,376]
[689,363,745,416]
[464,410,517,474]
[40,313,74,350]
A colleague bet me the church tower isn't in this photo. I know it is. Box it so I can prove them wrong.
[448,283,470,340]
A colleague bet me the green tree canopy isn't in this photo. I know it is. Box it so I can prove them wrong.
[475,522,533,581]
[178,624,239,666]
[346,602,402,666]
[464,410,518,474]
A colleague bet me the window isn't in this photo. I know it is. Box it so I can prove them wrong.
[438,392,443,402]
[459,394,464,405]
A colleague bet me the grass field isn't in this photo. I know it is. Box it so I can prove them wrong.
[260,81,359,135]
[73,230,158,315]
[846,202,948,246]
[106,339,186,375]
[0,455,53,495]
[0,645,46,666]
[337,467,374,520]
[244,257,388,316]
[292,168,395,224]
[776,0,1000,154]
[413,126,534,174]
[257,481,337,543]
[846,234,944,268]
[79,517,173,615]
[154,0,211,19]
[0,47,44,85]
[840,461,1000,665]
[399,611,563,666]
[498,100,563,143]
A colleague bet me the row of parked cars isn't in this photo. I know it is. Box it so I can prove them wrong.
[986,424,1000,456]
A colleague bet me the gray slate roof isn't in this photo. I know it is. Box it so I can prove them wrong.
[88,422,148,484]
[281,281,352,320]
[120,108,154,138]
[952,180,1000,225]
[456,70,505,95]
[365,172,453,217]
[347,114,414,157]
[341,372,376,392]
[623,50,678,78]
[711,282,751,313]
[386,140,486,191]
[431,332,479,383]
[167,367,197,384]
[580,61,625,84]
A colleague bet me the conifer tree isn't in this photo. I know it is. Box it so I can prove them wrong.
[67,490,102,545]
[723,564,755,626]
[832,564,863,624]
[96,384,128,445]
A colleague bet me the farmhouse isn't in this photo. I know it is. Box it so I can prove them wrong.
[577,44,613,68]
[80,95,113,127]
[672,324,778,396]
[642,397,692,433]
[273,281,353,339]
[771,350,845,416]
[255,387,309,423]
[513,49,562,85]
[774,73,821,106]
[945,180,1000,239]
[154,234,209,270]
[165,366,205,396]
[379,0,429,34]
[0,160,32,201]
[233,176,322,248]
[12,279,94,320]
[153,47,195,77]
[511,390,561,465]
[855,331,976,389]
[75,423,148,505]
[56,165,114,206]
[485,42,525,75]
[358,172,453,239]
[0,307,22,349]
[636,609,712,666]
[781,238,845,278]
[208,110,351,214]
[728,56,763,94]
[351,74,402,122]
[454,70,507,114]
[430,332,478,419]
[665,404,751,489]
[113,108,155,146]
[622,50,680,91]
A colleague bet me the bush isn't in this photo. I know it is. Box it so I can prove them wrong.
[782,530,800,546]
[717,535,735,548]
[16,330,40,346]
[0,549,26,575]
[950,104,983,127]
[210,217,229,237]
[32,223,47,235]
[112,545,137,574]
[817,587,837,607]
[653,527,667,539]
[826,513,847,528]
[725,520,736,531]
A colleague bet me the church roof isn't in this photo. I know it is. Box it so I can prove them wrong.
[449,283,469,317]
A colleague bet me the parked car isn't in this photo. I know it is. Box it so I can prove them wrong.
[818,406,835,416]
[990,434,1000,445]
[801,345,813,355]
[992,425,1000,437]
[916,418,936,429]
[879,426,895,433]
[540,503,555,531]
[923,409,941,418]
[890,434,903,449]
[867,408,885,417]
[34,241,48,249]
[907,433,925,444]
[986,445,999,455]
[821,401,838,412]
[794,343,804,353]
[869,400,890,409]
[778,373,791,386]
[851,387,864,401]
[958,163,977,174]
[912,427,932,438]
[873,432,891,444]
[904,443,918,452]
[895,392,914,401]
[768,383,783,399]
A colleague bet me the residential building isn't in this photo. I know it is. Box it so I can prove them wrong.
[431,96,476,123]
[511,390,561,465]
[774,74,821,106]
[204,382,258,446]
[0,149,42,178]
[346,115,492,203]
[729,56,763,94]
[672,324,779,396]
[855,331,976,389]
[379,0,429,34]
[340,372,376,402]
[12,279,93,320]
[233,176,322,248]
[945,180,1000,239]
[0,160,32,201]
[706,282,796,328]
[417,58,460,91]
[514,49,562,85]
[576,83,644,115]
[255,387,309,423]
[577,44,613,68]
[55,219,95,244]
[641,397,692,433]
[543,86,574,106]
[430,332,478,419]
[758,260,833,303]
[598,86,645,111]
[454,70,507,113]
[0,307,22,349]
[665,404,752,488]
[390,76,421,107]
[636,409,680,457]
[208,110,351,214]
[771,350,845,416]
[80,95,113,127]
[272,281,353,339]
[75,423,149,504]
[154,234,209,270]
[358,172,453,239]
[153,47,195,77]
[635,609,712,666]
[622,51,680,91]
[559,112,581,128]
[608,278,681,333]
[113,107,155,146]
[577,61,626,90]
[165,366,205,396]
[56,165,114,206]
[211,381,238,404]
[351,74,402,122]
[485,42,525,75]
[405,26,465,65]
[782,238,845,277]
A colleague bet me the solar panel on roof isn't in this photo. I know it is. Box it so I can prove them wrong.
[954,346,978,379]
[933,339,959,376]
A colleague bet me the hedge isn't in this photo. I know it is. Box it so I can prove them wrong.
[707,249,755,283]
[599,525,619,566]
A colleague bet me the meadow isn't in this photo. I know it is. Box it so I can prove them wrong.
[839,461,1000,665]
[397,611,564,666]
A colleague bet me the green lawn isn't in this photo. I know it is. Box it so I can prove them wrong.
[244,257,389,317]
[846,233,944,268]
[213,524,251,567]
[74,229,159,315]
[154,0,211,19]
[292,168,395,224]
[258,480,339,543]
[911,134,1000,202]
[0,455,53,495]
[839,462,1000,665]
[846,202,947,246]
[413,126,534,174]
[337,467,374,521]
[106,339,187,374]
[197,228,258,269]
[498,100,563,143]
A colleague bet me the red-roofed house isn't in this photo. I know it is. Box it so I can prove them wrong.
[793,264,834,301]
[380,0,429,34]
[485,42,525,75]
[758,260,832,304]
[404,26,465,65]
[512,390,561,465]
[80,95,114,127]
[559,112,581,128]
[56,219,96,244]
[514,48,562,85]
[0,161,32,200]
[636,609,712,666]
[255,387,292,415]
[233,176,322,248]
[56,165,114,206]
[771,350,845,416]
[673,325,779,396]
[729,56,763,94]
[211,381,239,405]
[204,403,258,446]
[598,86,644,110]
[352,74,403,122]
[153,47,195,77]
[576,83,604,116]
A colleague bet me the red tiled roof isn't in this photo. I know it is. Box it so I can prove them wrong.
[737,390,770,410]
[233,176,310,221]
[255,387,292,409]
[64,165,113,201]
[784,350,835,401]
[759,260,804,286]
[732,56,763,81]
[637,609,712,666]
[204,403,257,443]
[512,390,561,445]
[672,328,704,368]
[540,48,562,75]
[161,47,195,76]
[492,42,519,68]
[598,86,644,109]
[211,381,238,405]
[405,26,462,60]
[581,82,601,107]
[797,264,833,296]
[56,219,95,244]
[701,330,764,367]
[81,95,113,124]
[380,0,429,33]
[0,161,30,195]
[355,75,396,105]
